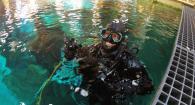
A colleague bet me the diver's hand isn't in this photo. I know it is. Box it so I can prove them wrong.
[64,38,81,60]
[136,78,153,94]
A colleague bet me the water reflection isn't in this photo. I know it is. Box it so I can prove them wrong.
[64,0,83,10]
[0,0,181,105]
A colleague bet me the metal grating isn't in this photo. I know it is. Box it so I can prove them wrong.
[152,6,195,105]
[178,6,195,51]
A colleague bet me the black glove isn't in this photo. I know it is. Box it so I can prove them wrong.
[136,77,153,94]
[64,38,81,60]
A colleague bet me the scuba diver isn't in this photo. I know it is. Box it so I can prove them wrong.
[62,19,153,105]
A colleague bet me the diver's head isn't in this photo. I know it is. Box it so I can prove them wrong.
[100,19,127,51]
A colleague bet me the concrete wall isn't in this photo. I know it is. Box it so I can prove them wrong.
[156,0,183,9]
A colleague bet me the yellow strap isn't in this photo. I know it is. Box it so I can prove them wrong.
[36,62,62,105]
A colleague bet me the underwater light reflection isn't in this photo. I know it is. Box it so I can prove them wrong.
[15,0,38,19]
[64,0,83,10]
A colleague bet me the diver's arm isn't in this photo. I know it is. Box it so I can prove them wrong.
[126,57,153,94]
[134,67,153,94]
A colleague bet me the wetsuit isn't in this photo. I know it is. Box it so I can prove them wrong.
[72,43,153,105]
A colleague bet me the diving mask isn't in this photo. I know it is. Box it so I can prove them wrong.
[101,29,122,43]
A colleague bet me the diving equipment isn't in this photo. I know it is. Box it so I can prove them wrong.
[101,29,123,43]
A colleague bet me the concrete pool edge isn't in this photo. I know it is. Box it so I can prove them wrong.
[155,0,183,10]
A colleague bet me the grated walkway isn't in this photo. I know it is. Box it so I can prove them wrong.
[152,6,195,105]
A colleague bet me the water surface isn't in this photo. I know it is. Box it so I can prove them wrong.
[0,0,181,105]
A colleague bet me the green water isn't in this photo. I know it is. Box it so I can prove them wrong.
[0,0,181,105]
